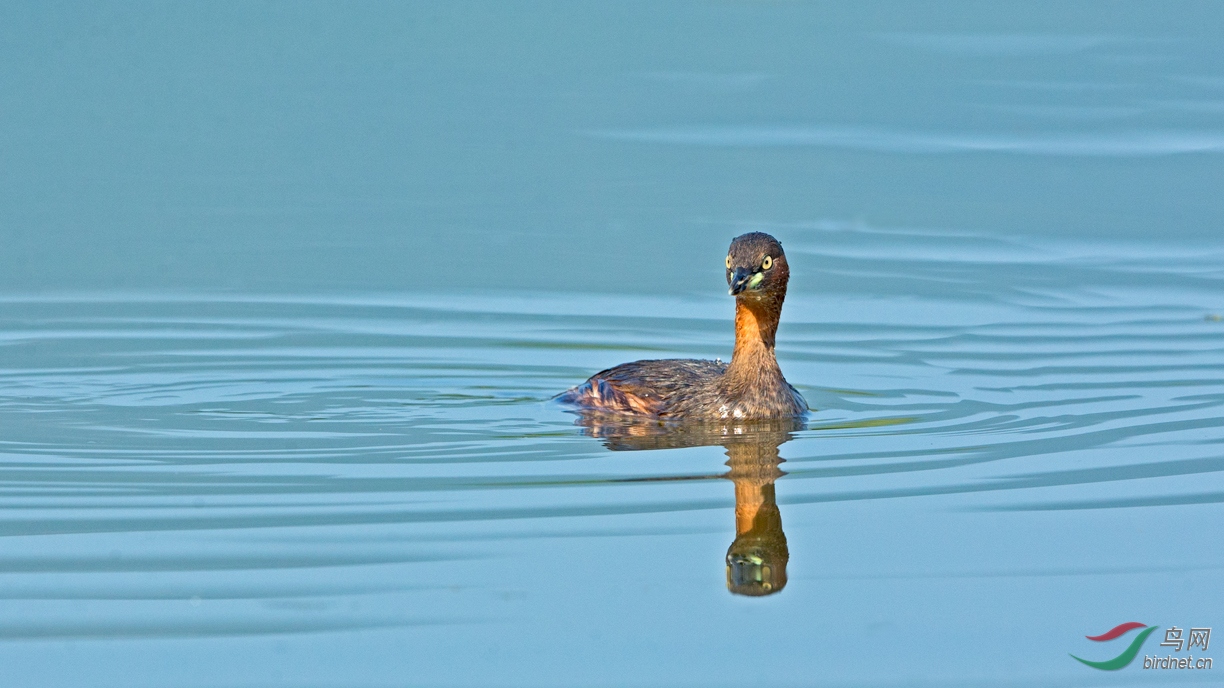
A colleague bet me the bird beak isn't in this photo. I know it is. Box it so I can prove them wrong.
[729,267,755,295]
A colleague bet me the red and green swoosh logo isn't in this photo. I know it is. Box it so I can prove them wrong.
[1071,622,1158,670]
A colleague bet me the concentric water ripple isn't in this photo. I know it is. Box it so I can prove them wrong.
[0,225,1220,649]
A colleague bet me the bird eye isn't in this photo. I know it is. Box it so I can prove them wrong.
[726,255,732,269]
[762,255,773,270]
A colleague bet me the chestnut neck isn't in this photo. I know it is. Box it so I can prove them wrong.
[726,294,784,382]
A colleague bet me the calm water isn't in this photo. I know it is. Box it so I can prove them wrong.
[2,3,1223,686]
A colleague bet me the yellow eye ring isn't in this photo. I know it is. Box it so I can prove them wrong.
[762,255,773,270]
[726,255,732,269]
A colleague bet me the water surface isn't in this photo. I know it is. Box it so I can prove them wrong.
[1,2,1223,686]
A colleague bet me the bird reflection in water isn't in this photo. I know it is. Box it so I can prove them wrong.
[572,415,800,597]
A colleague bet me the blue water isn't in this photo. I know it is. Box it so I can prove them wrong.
[2,3,1223,686]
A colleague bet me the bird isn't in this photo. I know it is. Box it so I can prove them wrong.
[558,232,807,420]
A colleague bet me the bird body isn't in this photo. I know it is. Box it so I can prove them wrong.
[559,232,807,420]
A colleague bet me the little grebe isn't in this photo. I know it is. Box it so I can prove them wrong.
[559,232,807,419]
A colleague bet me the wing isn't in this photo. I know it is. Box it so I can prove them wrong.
[557,358,726,416]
